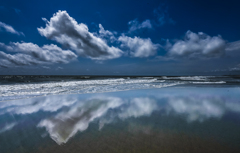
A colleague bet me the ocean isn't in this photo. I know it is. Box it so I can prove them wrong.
[1,75,240,101]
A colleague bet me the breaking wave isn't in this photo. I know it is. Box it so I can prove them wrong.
[0,75,237,102]
[0,78,181,101]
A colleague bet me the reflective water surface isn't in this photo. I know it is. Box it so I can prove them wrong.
[0,87,240,152]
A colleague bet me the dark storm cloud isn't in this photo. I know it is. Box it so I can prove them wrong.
[38,11,123,60]
[0,42,77,68]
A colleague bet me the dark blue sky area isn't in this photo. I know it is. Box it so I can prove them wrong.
[0,0,240,75]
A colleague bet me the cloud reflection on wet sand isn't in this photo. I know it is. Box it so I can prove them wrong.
[35,91,240,145]
[0,87,240,151]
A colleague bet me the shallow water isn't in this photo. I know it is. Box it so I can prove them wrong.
[0,86,240,152]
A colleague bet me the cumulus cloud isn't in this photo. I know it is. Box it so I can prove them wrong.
[128,19,152,33]
[0,42,77,68]
[0,21,24,36]
[0,51,39,68]
[119,35,160,58]
[98,24,117,43]
[167,31,226,59]
[37,10,123,60]
[226,40,240,51]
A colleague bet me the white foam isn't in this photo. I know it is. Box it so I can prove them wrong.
[0,78,177,101]
[192,81,226,84]
[161,76,216,81]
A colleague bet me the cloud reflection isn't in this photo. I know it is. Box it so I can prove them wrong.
[118,98,158,119]
[166,95,240,122]
[37,97,158,144]
[0,122,17,133]
[1,89,240,145]
[166,96,226,122]
[37,97,123,144]
[0,96,78,115]
[99,97,158,130]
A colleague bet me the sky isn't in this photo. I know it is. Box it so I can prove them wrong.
[0,0,240,76]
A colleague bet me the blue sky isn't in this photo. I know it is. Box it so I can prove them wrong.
[0,0,240,75]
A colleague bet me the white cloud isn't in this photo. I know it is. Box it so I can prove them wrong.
[0,21,24,36]
[98,24,117,42]
[119,35,159,58]
[128,19,152,33]
[167,31,226,58]
[0,42,77,68]
[42,66,50,69]
[230,68,240,71]
[38,10,123,60]
[226,40,240,51]
[229,64,240,71]
[0,51,36,68]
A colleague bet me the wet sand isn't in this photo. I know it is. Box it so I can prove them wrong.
[0,87,240,152]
